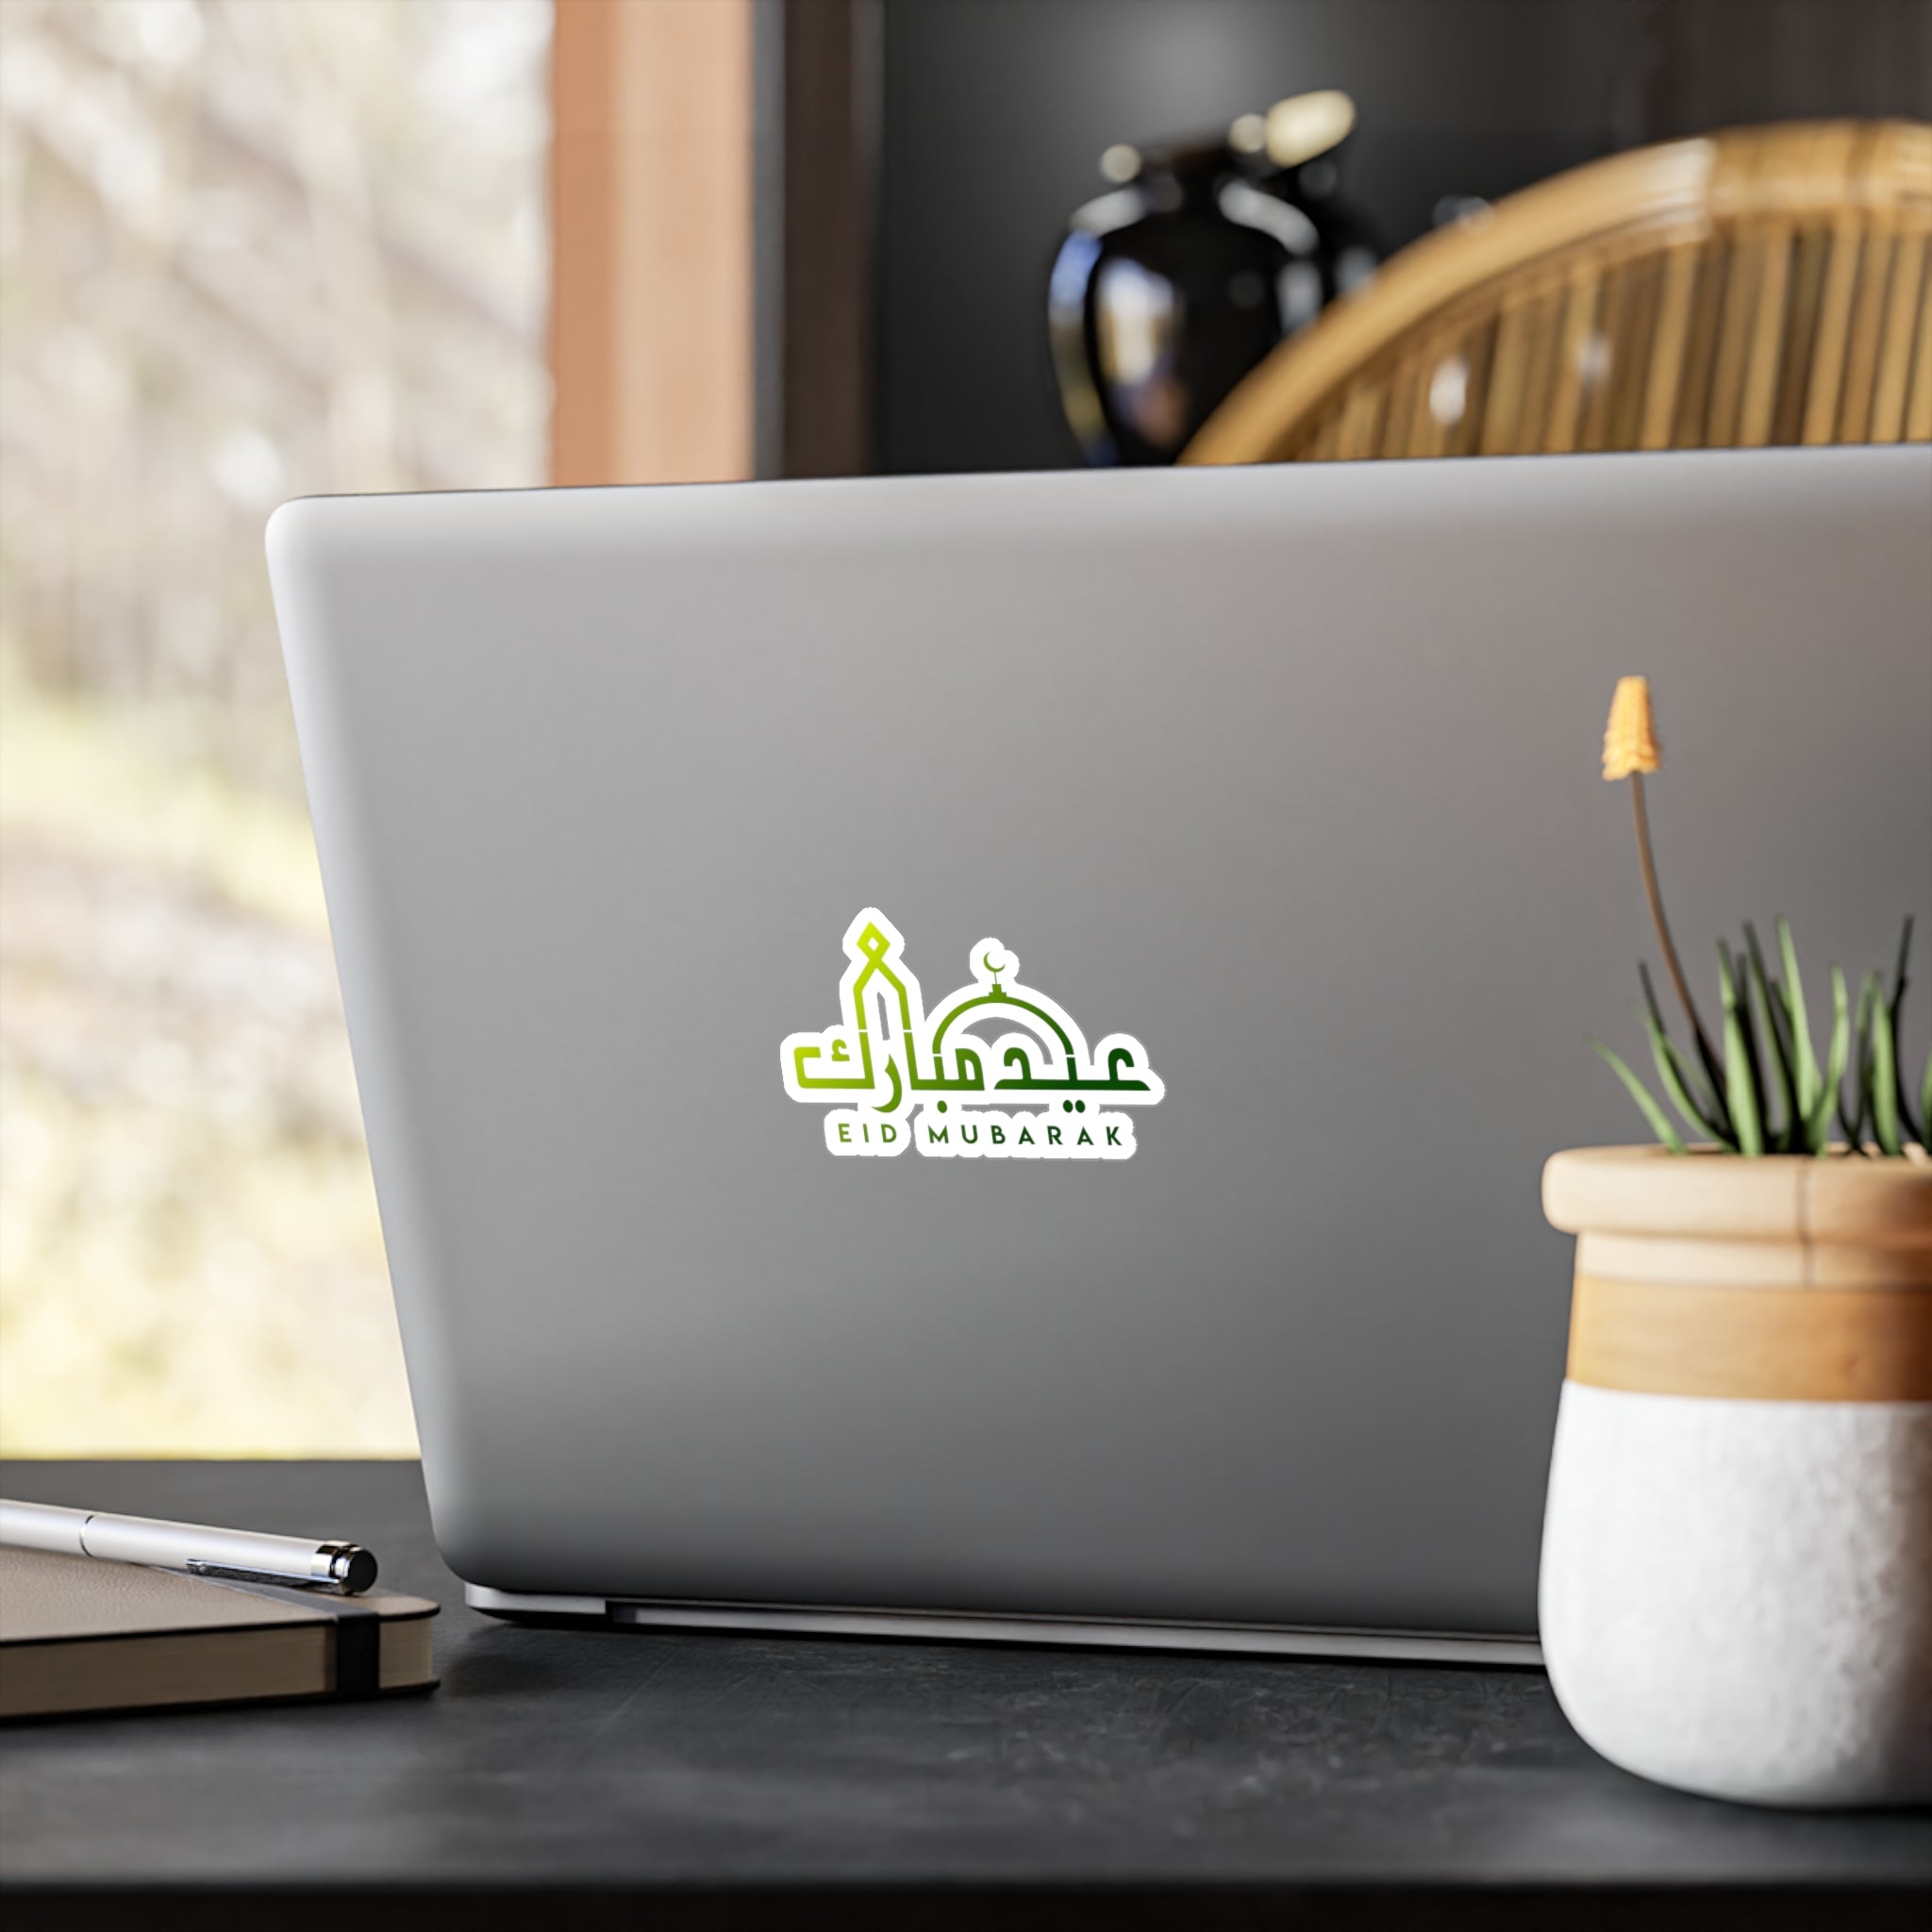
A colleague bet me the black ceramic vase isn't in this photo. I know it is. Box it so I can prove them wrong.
[1048,92,1378,466]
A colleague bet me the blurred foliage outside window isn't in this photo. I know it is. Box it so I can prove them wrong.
[0,0,551,1453]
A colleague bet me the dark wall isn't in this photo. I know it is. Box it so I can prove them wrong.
[874,0,1932,475]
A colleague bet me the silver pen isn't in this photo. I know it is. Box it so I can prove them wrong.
[0,1499,378,1594]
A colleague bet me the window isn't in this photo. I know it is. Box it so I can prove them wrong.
[0,0,551,1452]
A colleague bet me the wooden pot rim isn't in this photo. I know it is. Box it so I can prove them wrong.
[1543,1144,1932,1248]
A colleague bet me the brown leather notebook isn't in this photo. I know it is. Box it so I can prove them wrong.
[0,1545,437,1720]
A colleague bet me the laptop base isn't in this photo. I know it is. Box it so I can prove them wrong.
[466,1586,1542,1665]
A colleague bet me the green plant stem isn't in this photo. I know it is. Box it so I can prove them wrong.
[1630,774,1720,1094]
[1744,924,1798,1148]
[1592,1041,1686,1154]
[1872,995,1904,1156]
[1717,945,1765,1157]
[1807,966,1850,1155]
[1846,974,1880,1152]
[1890,916,1922,1146]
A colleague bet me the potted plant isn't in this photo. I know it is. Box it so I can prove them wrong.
[1539,676,1931,1808]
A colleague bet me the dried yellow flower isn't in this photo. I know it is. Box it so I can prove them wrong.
[1603,675,1661,780]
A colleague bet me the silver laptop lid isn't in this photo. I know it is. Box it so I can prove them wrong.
[267,447,1931,1637]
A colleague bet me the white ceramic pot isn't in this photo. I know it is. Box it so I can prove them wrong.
[1540,1147,1932,1808]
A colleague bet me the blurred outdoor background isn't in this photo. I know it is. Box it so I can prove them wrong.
[0,0,549,1452]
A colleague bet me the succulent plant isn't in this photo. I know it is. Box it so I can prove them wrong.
[1592,677,1929,1158]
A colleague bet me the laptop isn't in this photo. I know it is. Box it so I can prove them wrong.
[267,446,1931,1663]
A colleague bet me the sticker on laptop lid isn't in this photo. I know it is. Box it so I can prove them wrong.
[781,908,1164,1160]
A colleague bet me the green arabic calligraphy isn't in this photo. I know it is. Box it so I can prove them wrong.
[781,909,1164,1160]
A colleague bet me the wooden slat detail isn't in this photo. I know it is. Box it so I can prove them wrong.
[1591,257,1654,448]
[1513,282,1567,455]
[1451,317,1499,456]
[1333,382,1385,460]
[1869,234,1928,441]
[1639,242,1702,448]
[1771,226,1832,444]
[1380,358,1422,458]
[1839,225,1899,441]
[1907,280,1932,440]
[1737,225,1794,444]
[1568,1275,1932,1403]
[1407,340,1464,458]
[1707,230,1770,446]
[1407,344,1449,457]
[1673,245,1728,447]
[1575,264,1624,451]
[1393,355,1435,459]
[1478,293,1535,452]
[1603,257,1659,451]
[1543,267,1602,453]
[1483,282,1560,452]
[1803,223,1865,442]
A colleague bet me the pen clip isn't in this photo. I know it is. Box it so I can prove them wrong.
[186,1558,344,1594]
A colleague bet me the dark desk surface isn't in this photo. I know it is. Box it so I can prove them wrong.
[2,1461,1926,1931]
